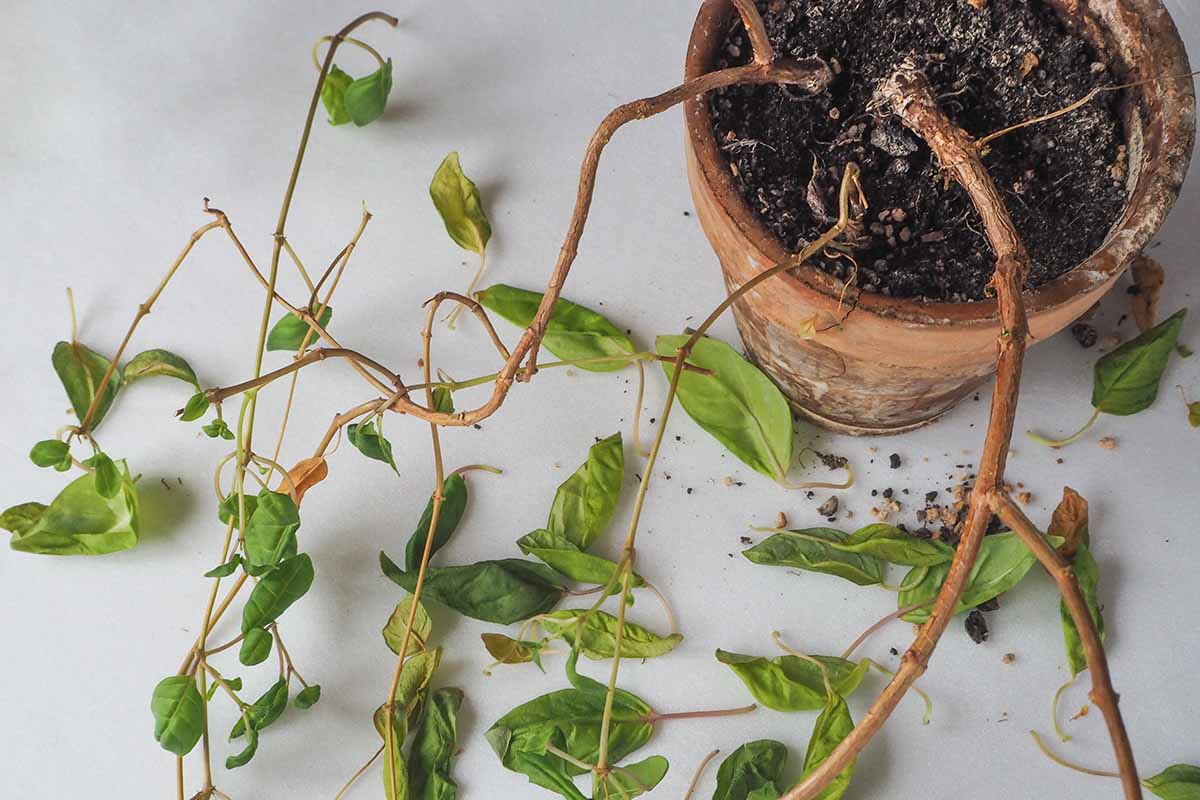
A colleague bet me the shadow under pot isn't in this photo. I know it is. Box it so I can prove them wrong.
[683,0,1195,434]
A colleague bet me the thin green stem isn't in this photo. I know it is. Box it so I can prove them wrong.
[1053,675,1078,742]
[644,704,757,724]
[1027,408,1101,449]
[841,602,932,659]
[772,631,832,698]
[445,251,487,329]
[866,659,932,725]
[1030,730,1122,779]
[66,288,78,343]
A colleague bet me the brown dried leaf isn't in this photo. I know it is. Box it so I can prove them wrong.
[1048,486,1088,558]
[967,0,987,9]
[284,456,329,505]
[1020,51,1040,78]
[1130,254,1165,333]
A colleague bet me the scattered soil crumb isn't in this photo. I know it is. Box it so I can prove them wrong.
[966,609,990,644]
[775,511,789,528]
[1098,437,1117,450]
[1017,491,1032,505]
[817,496,839,517]
[1002,652,1016,664]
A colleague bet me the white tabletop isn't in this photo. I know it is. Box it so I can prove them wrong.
[1,2,1197,799]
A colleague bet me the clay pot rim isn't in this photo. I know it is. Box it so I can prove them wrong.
[684,0,1196,327]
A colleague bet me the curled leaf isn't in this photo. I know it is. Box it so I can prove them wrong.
[230,679,288,739]
[347,420,397,471]
[321,64,354,125]
[713,740,788,800]
[4,462,139,555]
[124,349,199,387]
[430,152,491,256]
[657,335,793,482]
[52,340,122,428]
[295,684,322,710]
[801,692,856,800]
[244,490,301,569]
[483,633,543,666]
[408,687,464,800]
[344,59,393,127]
[541,610,681,660]
[1061,541,1105,678]
[548,432,624,549]
[383,596,434,655]
[517,528,641,587]
[284,456,329,505]
[1048,486,1089,558]
[404,474,468,571]
[241,553,314,632]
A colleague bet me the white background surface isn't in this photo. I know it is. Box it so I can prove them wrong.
[1,2,1197,798]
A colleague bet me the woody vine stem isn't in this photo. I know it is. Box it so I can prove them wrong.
[47,3,1143,799]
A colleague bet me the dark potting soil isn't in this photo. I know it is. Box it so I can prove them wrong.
[709,0,1130,301]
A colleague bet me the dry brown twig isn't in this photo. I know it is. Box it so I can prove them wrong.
[780,62,1139,800]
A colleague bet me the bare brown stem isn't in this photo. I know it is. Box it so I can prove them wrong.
[731,0,776,65]
[781,62,1040,800]
[991,491,1140,798]
[207,347,398,404]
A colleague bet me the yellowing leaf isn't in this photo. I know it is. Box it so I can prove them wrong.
[430,152,491,256]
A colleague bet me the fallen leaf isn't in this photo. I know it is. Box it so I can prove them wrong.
[1020,52,1040,78]
[1130,254,1165,333]
[1048,487,1088,558]
[284,457,329,505]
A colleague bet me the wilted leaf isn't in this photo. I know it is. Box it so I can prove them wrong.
[284,456,328,505]
[52,340,121,428]
[430,152,491,256]
[124,349,199,387]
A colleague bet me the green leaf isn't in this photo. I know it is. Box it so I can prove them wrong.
[1061,542,1105,678]
[713,740,788,800]
[656,335,793,481]
[1092,308,1186,415]
[5,462,139,555]
[897,532,1052,623]
[244,490,301,569]
[321,64,354,125]
[241,553,314,632]
[408,687,464,800]
[231,678,289,739]
[548,432,624,549]
[204,555,242,578]
[715,650,868,712]
[88,452,121,499]
[430,152,491,256]
[52,340,121,428]
[432,387,455,415]
[238,626,273,666]
[150,675,205,756]
[266,306,333,352]
[347,420,397,471]
[124,349,198,387]
[516,528,642,588]
[29,439,70,470]
[207,676,243,700]
[801,693,856,800]
[591,754,668,800]
[1143,764,1200,799]
[482,633,545,667]
[343,59,393,127]
[477,285,636,371]
[405,474,468,571]
[383,596,434,655]
[486,661,654,798]
[218,493,259,532]
[541,610,681,660]
[179,391,210,422]
[203,418,235,440]
[742,528,884,587]
[0,503,47,538]
[295,684,322,710]
[381,553,565,625]
[225,723,259,769]
[1188,401,1200,428]
[839,524,955,566]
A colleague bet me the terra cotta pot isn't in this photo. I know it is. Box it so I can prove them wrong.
[684,0,1195,434]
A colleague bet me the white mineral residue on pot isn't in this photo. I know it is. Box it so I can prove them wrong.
[810,380,830,400]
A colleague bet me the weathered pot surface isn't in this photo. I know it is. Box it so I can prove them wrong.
[684,0,1195,434]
